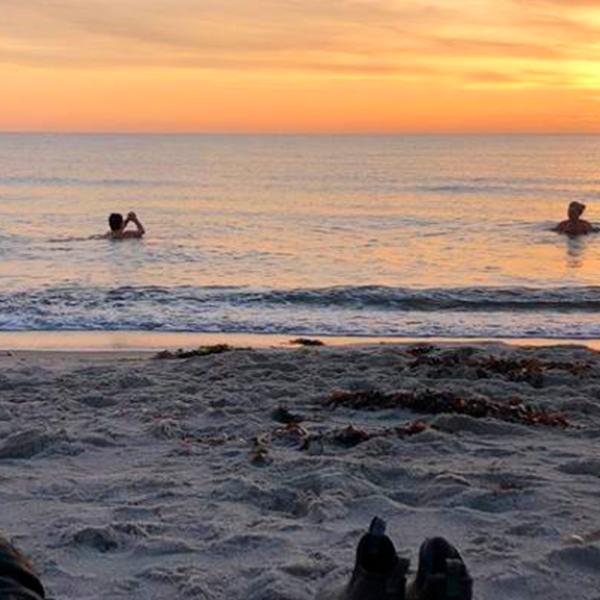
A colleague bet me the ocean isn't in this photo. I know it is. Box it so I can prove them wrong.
[1,133,600,340]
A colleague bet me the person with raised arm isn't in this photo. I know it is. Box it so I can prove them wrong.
[105,211,146,239]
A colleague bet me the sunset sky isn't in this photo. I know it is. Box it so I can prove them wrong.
[2,0,600,133]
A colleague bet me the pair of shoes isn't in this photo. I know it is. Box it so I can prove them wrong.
[317,518,472,600]
[0,536,45,600]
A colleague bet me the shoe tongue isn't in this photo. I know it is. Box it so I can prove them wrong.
[368,516,387,537]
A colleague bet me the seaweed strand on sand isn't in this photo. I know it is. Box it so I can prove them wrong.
[325,388,572,428]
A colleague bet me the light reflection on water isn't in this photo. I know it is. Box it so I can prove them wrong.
[565,236,588,270]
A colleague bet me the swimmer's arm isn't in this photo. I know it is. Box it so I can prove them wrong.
[579,220,594,234]
[122,212,146,238]
[553,221,567,232]
[135,216,146,236]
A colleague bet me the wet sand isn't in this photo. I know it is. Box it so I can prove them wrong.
[1,342,599,599]
[3,330,600,352]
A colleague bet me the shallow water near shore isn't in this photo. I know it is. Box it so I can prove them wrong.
[2,133,600,339]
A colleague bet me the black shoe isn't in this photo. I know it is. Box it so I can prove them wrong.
[0,537,45,600]
[407,537,472,600]
[317,517,409,600]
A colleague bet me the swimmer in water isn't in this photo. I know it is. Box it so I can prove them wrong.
[105,211,146,239]
[554,201,595,235]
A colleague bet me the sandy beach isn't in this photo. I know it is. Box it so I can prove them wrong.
[1,342,600,599]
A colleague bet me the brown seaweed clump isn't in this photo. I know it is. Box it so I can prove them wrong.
[155,344,232,359]
[327,421,429,448]
[273,422,310,446]
[289,338,325,346]
[326,388,572,428]
[406,345,436,357]
[408,350,591,387]
[258,420,430,455]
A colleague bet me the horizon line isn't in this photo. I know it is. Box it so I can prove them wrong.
[1,130,600,136]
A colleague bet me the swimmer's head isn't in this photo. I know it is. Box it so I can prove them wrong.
[568,201,586,220]
[108,213,123,232]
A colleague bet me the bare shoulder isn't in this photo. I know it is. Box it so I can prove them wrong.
[121,231,144,239]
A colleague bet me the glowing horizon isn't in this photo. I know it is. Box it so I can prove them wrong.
[2,0,600,133]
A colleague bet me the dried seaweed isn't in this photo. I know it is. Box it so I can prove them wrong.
[255,419,430,456]
[407,351,591,388]
[329,424,372,447]
[250,433,272,465]
[406,345,435,356]
[289,338,325,347]
[410,352,590,379]
[273,422,310,445]
[326,421,429,447]
[326,388,572,428]
[155,344,232,359]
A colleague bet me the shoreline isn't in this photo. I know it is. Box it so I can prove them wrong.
[1,330,600,352]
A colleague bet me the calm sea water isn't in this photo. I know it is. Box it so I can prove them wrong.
[1,133,600,339]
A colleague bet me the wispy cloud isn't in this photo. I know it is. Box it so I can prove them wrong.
[2,0,598,80]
